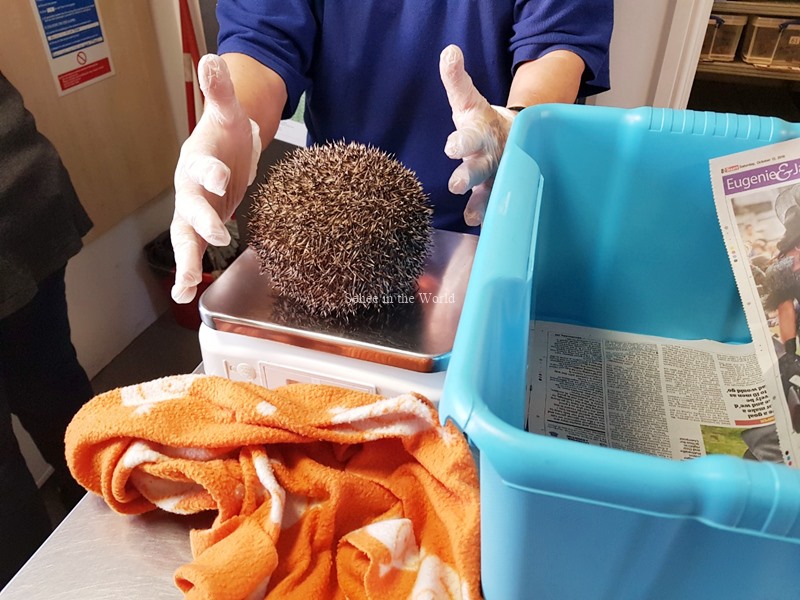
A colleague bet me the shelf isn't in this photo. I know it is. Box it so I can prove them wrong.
[696,59,800,81]
[713,1,800,18]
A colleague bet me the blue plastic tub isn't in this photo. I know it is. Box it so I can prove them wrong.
[439,105,800,599]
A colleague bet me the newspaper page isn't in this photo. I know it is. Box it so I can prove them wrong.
[527,321,786,463]
[710,137,800,467]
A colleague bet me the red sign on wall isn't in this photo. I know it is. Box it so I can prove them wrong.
[57,57,112,92]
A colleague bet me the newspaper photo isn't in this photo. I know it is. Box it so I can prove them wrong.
[527,321,785,463]
[710,137,800,467]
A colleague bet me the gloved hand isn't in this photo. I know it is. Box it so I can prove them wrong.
[171,54,261,303]
[439,44,517,227]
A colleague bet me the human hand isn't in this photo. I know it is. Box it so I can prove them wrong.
[171,54,261,303]
[439,44,516,227]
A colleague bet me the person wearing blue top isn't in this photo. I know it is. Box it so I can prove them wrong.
[171,1,613,303]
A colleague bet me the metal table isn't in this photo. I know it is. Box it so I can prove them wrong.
[0,493,205,599]
[2,362,210,599]
[1,348,480,598]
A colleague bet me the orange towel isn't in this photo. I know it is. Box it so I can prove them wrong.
[65,375,481,599]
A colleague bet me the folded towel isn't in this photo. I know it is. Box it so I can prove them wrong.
[65,375,480,599]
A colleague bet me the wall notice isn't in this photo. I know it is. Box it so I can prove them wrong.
[30,0,115,95]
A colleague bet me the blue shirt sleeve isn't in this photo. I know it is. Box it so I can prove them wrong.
[511,0,612,97]
[213,1,612,234]
[216,0,316,119]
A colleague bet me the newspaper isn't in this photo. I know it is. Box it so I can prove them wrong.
[709,137,800,467]
[527,321,785,462]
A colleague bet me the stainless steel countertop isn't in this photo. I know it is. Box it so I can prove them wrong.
[2,460,479,599]
[1,493,205,599]
[2,363,209,599]
[0,358,480,598]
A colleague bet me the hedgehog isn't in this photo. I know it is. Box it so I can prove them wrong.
[248,141,433,320]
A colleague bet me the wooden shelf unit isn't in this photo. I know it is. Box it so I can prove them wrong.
[703,2,800,82]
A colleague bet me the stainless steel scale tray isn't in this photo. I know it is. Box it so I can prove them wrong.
[199,229,477,373]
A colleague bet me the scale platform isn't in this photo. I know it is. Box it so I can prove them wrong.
[198,229,477,401]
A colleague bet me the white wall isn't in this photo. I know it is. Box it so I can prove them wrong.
[19,0,205,487]
[592,0,712,109]
[64,0,205,379]
[66,190,175,377]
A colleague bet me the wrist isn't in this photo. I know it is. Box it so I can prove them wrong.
[491,105,519,124]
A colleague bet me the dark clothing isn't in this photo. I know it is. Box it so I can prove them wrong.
[0,410,51,588]
[763,258,800,434]
[763,256,800,312]
[0,266,93,495]
[0,74,93,589]
[0,267,93,587]
[217,0,613,233]
[0,73,93,319]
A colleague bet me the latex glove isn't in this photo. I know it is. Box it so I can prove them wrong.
[171,54,261,303]
[439,44,516,227]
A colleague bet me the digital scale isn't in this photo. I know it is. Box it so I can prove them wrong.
[198,229,477,402]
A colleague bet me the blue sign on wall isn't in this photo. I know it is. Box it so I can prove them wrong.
[35,0,105,59]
